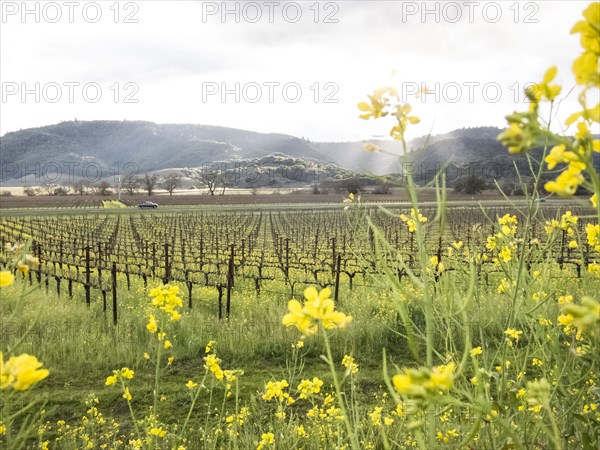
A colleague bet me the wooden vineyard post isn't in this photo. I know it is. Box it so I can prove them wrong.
[152,242,157,276]
[331,237,336,276]
[97,242,103,285]
[185,270,193,309]
[35,240,42,284]
[217,285,223,320]
[285,238,290,279]
[559,230,565,270]
[226,245,234,320]
[85,246,91,306]
[125,265,131,291]
[112,262,118,325]
[163,243,170,285]
[59,240,64,270]
[334,254,341,303]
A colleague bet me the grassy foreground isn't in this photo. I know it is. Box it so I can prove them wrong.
[1,224,599,449]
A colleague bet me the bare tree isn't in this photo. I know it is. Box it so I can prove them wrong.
[204,175,218,195]
[42,183,56,195]
[23,186,39,197]
[197,169,222,196]
[454,175,488,195]
[161,173,182,197]
[143,173,160,196]
[122,174,141,195]
[53,185,70,195]
[220,180,233,196]
[72,179,93,195]
[95,181,112,196]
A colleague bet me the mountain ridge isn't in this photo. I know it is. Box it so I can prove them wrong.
[1,120,570,185]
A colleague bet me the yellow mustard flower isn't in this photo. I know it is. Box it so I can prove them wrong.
[357,86,398,120]
[146,315,158,333]
[282,287,352,336]
[262,379,290,402]
[470,347,483,357]
[16,262,29,276]
[505,328,523,346]
[297,377,324,399]
[544,166,585,196]
[545,144,580,170]
[257,432,275,450]
[1,353,49,391]
[400,208,428,232]
[149,427,167,438]
[393,362,455,399]
[0,271,15,287]
[525,66,562,111]
[571,20,600,87]
[120,367,134,379]
[342,355,359,375]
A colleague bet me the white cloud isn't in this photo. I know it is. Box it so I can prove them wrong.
[0,1,592,141]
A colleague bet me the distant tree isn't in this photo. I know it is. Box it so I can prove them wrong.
[161,173,182,197]
[197,171,220,196]
[454,175,488,195]
[95,181,112,196]
[42,183,56,195]
[219,180,232,196]
[72,180,85,195]
[23,186,39,197]
[53,186,70,195]
[342,179,362,195]
[76,179,95,195]
[122,174,141,195]
[143,173,160,196]
[372,183,392,194]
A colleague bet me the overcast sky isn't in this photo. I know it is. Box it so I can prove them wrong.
[0,1,592,142]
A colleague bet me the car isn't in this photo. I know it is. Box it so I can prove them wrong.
[138,201,158,209]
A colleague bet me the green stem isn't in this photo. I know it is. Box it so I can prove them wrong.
[121,379,141,440]
[153,330,163,414]
[544,403,563,450]
[399,130,435,445]
[179,370,209,442]
[322,331,360,450]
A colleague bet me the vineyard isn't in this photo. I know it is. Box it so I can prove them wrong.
[1,199,599,449]
[0,202,595,322]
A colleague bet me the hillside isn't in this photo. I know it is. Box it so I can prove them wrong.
[408,126,600,185]
[2,121,594,187]
[0,121,401,180]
